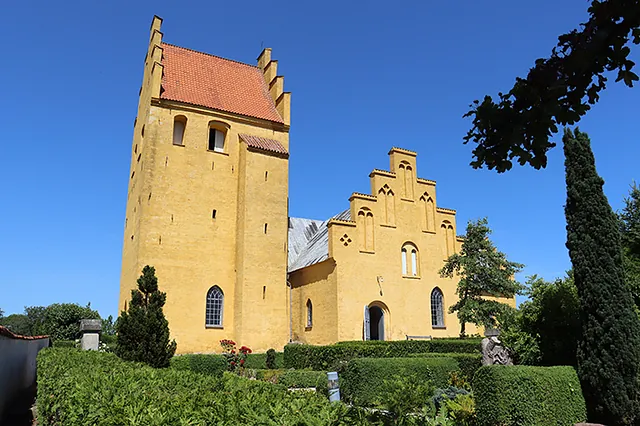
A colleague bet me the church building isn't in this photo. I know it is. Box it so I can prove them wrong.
[119,16,514,354]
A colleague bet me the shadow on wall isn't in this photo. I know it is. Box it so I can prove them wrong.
[0,326,50,423]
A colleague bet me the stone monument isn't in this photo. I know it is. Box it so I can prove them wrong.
[79,319,102,351]
[481,328,513,366]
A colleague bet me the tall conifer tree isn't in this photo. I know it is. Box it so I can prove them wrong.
[116,265,176,368]
[564,128,640,425]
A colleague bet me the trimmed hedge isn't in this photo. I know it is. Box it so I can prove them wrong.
[474,365,587,426]
[52,340,76,348]
[37,348,366,425]
[245,351,284,369]
[285,339,481,370]
[410,352,482,381]
[170,353,227,377]
[340,357,459,406]
[252,369,329,396]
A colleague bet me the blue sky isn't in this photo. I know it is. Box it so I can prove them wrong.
[1,1,638,318]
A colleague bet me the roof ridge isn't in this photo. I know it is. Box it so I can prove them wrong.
[162,42,260,69]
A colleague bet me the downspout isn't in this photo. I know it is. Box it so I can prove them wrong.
[287,274,293,342]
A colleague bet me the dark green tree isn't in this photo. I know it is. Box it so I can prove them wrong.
[464,0,640,172]
[28,303,100,340]
[619,183,640,310]
[564,128,640,425]
[501,274,580,366]
[0,314,31,335]
[439,218,524,337]
[116,265,176,368]
[101,315,116,336]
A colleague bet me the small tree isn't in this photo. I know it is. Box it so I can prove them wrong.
[116,266,176,368]
[564,128,640,425]
[439,218,523,337]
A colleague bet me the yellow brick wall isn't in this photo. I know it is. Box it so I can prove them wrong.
[291,148,515,343]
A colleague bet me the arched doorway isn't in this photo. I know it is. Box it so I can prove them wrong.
[364,303,388,341]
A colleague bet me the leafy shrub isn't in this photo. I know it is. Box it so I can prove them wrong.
[445,393,476,426]
[37,348,370,425]
[378,375,435,421]
[220,339,251,371]
[340,357,459,407]
[248,369,329,396]
[170,354,227,377]
[432,386,469,410]
[245,350,283,369]
[285,339,481,370]
[265,348,277,369]
[53,340,76,348]
[410,353,481,382]
[473,365,587,426]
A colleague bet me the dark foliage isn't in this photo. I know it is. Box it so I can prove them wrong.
[464,1,640,172]
[0,313,32,335]
[410,352,482,383]
[564,128,640,425]
[439,218,523,336]
[473,365,586,426]
[115,265,176,368]
[284,339,481,370]
[619,183,640,308]
[265,348,277,369]
[170,354,228,377]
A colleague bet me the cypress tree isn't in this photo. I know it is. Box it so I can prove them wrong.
[116,265,176,368]
[564,128,640,425]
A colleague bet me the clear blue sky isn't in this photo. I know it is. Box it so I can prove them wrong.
[1,1,638,318]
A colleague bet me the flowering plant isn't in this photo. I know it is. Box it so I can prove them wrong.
[220,339,252,372]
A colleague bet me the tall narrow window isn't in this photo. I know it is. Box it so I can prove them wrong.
[411,249,418,276]
[306,299,313,328]
[358,208,375,252]
[208,128,225,152]
[401,242,419,276]
[401,248,408,275]
[205,286,224,327]
[442,221,455,257]
[431,287,445,328]
[173,116,187,146]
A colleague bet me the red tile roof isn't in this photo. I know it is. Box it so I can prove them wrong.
[160,43,284,124]
[0,325,49,341]
[239,134,289,158]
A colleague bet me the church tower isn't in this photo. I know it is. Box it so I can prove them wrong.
[119,16,291,353]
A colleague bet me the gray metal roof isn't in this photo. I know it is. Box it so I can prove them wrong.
[288,210,351,272]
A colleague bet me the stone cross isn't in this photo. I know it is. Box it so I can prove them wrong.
[79,319,102,351]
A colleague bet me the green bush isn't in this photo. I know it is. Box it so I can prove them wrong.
[410,352,482,382]
[265,348,277,369]
[340,357,459,407]
[244,351,284,369]
[473,365,587,426]
[170,354,227,377]
[37,348,368,425]
[251,369,329,396]
[53,340,76,348]
[285,339,480,370]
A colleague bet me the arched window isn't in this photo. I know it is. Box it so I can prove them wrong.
[306,299,313,328]
[401,242,419,277]
[431,287,445,328]
[441,221,455,257]
[173,116,186,146]
[208,121,229,153]
[420,193,435,232]
[358,208,375,252]
[205,286,224,327]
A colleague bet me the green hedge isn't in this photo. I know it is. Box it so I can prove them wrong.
[340,357,459,407]
[37,348,368,425]
[285,339,480,370]
[245,352,284,369]
[252,369,329,396]
[170,354,228,377]
[474,365,587,426]
[52,340,76,348]
[410,352,482,381]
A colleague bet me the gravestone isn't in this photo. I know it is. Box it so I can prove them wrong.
[481,328,513,366]
[79,319,102,351]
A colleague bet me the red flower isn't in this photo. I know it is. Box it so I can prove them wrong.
[240,359,245,365]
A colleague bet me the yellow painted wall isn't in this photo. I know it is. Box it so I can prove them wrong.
[291,148,515,344]
[289,260,339,344]
[119,17,290,354]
